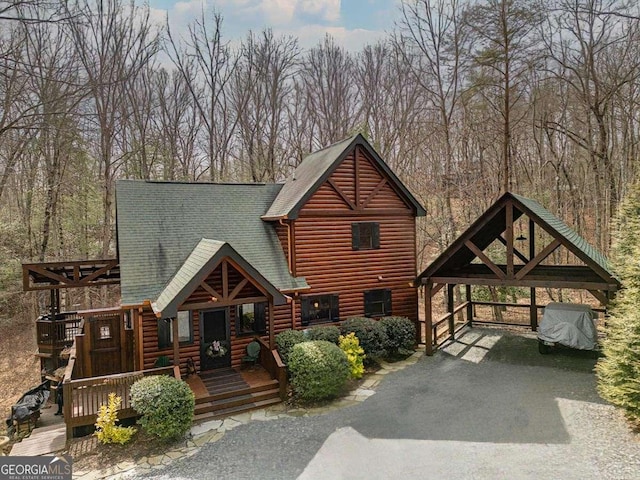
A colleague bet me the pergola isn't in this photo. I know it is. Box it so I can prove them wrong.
[415,193,620,355]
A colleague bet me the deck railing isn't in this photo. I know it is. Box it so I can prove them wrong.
[36,313,83,350]
[430,299,607,350]
[256,337,287,400]
[62,366,178,438]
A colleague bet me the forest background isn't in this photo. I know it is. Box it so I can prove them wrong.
[1,0,639,322]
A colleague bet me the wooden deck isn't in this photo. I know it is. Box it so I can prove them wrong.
[9,407,67,458]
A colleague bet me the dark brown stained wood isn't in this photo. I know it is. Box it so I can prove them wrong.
[23,259,120,291]
[515,239,561,280]
[464,240,506,279]
[496,235,528,263]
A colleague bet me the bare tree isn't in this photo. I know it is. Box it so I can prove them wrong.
[541,0,640,250]
[232,29,300,182]
[167,9,237,181]
[64,0,161,256]
[299,34,360,147]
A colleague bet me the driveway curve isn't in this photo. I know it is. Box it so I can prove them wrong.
[132,328,640,480]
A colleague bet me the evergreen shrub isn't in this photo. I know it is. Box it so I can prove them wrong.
[305,325,341,344]
[380,316,416,356]
[596,183,640,421]
[288,340,349,402]
[130,375,194,440]
[339,317,388,363]
[275,329,306,364]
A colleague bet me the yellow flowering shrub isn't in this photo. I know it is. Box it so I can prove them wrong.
[95,393,136,445]
[339,333,366,379]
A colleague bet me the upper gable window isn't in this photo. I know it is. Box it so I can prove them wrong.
[352,222,380,250]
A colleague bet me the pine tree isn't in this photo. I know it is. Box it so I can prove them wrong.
[596,183,640,421]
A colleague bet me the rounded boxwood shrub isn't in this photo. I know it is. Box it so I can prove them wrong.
[340,317,388,363]
[288,340,349,402]
[305,325,341,344]
[275,329,306,364]
[380,316,416,356]
[130,375,195,440]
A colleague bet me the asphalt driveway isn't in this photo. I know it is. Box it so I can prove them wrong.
[134,328,640,480]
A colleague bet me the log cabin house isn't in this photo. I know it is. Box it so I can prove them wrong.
[24,134,425,435]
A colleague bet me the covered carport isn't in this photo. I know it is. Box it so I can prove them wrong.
[415,192,621,355]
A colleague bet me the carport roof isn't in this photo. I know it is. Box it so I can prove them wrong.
[416,192,620,295]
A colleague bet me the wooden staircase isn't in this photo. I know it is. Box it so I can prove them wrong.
[190,368,282,423]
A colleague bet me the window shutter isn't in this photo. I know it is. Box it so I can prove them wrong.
[301,298,310,326]
[372,223,380,249]
[384,289,392,315]
[256,302,267,333]
[364,290,372,317]
[331,294,340,321]
[351,223,360,250]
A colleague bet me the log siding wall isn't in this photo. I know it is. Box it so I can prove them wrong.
[272,145,419,332]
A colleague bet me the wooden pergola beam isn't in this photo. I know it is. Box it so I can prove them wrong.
[465,240,506,279]
[515,239,561,280]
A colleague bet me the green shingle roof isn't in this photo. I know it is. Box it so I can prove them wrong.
[511,193,615,279]
[152,239,287,318]
[263,134,426,219]
[416,192,618,285]
[116,180,308,307]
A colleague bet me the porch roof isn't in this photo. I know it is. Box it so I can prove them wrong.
[152,239,287,318]
[116,180,308,307]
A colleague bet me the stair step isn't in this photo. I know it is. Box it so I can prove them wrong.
[193,397,282,423]
[194,388,280,416]
[195,380,279,405]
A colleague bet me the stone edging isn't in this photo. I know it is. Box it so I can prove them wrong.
[73,349,424,480]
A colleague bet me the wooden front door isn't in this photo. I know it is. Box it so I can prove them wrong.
[200,308,231,370]
[89,314,122,376]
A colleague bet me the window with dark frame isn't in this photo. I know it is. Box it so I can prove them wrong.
[301,294,340,326]
[352,222,380,250]
[364,289,392,317]
[236,302,267,336]
[157,312,194,349]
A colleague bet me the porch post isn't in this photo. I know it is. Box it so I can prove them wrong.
[424,283,433,356]
[269,302,275,350]
[172,316,180,370]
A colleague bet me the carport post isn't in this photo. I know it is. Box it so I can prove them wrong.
[466,284,473,327]
[447,284,455,341]
[424,283,433,356]
[530,288,537,331]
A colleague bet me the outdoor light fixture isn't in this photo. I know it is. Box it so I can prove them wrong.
[313,301,319,308]
[516,234,527,241]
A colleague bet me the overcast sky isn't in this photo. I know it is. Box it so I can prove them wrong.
[147,0,401,50]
